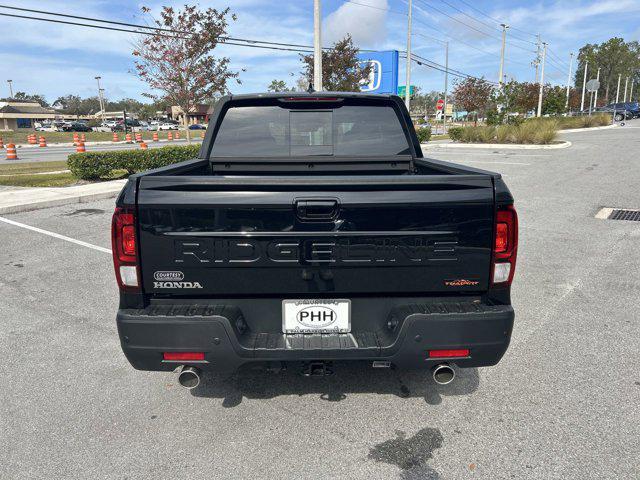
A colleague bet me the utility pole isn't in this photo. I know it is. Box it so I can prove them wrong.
[593,67,601,108]
[313,0,323,91]
[536,42,547,117]
[405,0,413,112]
[6,79,13,98]
[565,52,574,111]
[534,34,541,83]
[498,24,508,87]
[95,76,105,123]
[623,77,629,102]
[580,61,588,111]
[615,74,621,103]
[443,41,449,133]
[630,79,635,102]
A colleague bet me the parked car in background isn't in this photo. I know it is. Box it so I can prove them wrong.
[591,105,632,122]
[148,121,160,131]
[158,122,179,131]
[613,102,640,118]
[34,122,60,132]
[188,124,207,130]
[62,122,92,132]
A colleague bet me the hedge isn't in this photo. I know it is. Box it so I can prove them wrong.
[415,127,432,143]
[68,144,201,180]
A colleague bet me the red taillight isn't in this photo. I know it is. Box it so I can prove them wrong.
[163,352,205,361]
[428,349,470,358]
[491,205,518,286]
[112,207,140,292]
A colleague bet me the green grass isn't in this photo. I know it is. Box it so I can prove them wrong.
[0,172,77,187]
[0,160,68,175]
[0,128,198,145]
[0,161,128,187]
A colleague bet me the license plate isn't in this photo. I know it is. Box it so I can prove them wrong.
[282,299,351,334]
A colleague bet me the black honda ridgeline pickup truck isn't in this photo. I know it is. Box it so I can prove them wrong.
[112,93,517,389]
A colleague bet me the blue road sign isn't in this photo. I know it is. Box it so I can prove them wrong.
[357,50,399,95]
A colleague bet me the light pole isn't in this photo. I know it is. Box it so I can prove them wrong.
[580,61,588,111]
[443,41,449,133]
[313,0,323,91]
[498,24,509,87]
[593,67,601,108]
[630,78,635,102]
[565,53,574,111]
[623,77,629,102]
[7,79,13,98]
[615,74,621,103]
[95,76,105,123]
[405,0,413,112]
[536,42,547,117]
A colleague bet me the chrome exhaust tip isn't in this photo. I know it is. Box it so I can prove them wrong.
[432,363,455,385]
[178,366,201,389]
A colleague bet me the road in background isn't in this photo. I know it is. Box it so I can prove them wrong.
[0,125,639,479]
[0,139,196,165]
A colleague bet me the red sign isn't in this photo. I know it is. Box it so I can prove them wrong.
[436,99,445,111]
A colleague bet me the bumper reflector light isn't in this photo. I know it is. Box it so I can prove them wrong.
[428,349,470,358]
[163,352,205,361]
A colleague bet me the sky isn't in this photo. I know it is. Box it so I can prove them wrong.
[0,0,639,104]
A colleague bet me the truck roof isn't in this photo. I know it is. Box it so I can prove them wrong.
[226,91,401,102]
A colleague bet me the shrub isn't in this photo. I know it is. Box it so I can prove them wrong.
[495,125,515,143]
[415,127,431,143]
[533,119,558,144]
[68,144,201,180]
[513,121,538,143]
[448,126,464,142]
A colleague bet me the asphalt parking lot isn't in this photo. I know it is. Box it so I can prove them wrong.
[1,122,639,479]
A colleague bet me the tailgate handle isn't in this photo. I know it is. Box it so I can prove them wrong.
[295,199,339,220]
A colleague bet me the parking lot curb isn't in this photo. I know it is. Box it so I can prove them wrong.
[422,140,572,150]
[0,179,126,215]
[559,124,616,133]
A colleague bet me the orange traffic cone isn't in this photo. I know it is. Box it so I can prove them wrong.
[0,137,4,149]
[135,133,142,143]
[81,133,86,143]
[28,134,37,145]
[76,142,86,153]
[152,132,159,142]
[175,131,180,140]
[39,136,47,147]
[6,143,17,160]
[73,133,79,146]
[140,142,148,150]
[125,133,132,143]
[112,133,119,142]
[200,131,205,139]
[167,132,173,141]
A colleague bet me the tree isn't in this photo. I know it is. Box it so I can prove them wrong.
[11,92,49,107]
[542,85,567,115]
[300,35,371,92]
[451,77,495,124]
[411,87,444,115]
[52,95,83,116]
[575,38,640,103]
[133,4,240,142]
[267,79,293,92]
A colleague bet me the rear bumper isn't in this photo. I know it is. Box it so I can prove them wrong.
[117,300,514,374]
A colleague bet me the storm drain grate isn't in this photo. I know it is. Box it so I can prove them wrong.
[609,209,640,221]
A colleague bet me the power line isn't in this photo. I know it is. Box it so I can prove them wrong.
[340,0,407,15]
[0,5,319,52]
[455,0,538,39]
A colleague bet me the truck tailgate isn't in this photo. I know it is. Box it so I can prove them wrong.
[136,175,495,296]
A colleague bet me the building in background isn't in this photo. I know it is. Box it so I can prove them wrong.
[167,104,210,125]
[0,101,57,130]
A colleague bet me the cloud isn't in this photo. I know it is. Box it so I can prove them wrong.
[324,0,389,46]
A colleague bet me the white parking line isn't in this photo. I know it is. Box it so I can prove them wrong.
[0,216,112,254]
[427,152,550,157]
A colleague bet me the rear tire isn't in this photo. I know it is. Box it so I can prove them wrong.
[615,113,624,122]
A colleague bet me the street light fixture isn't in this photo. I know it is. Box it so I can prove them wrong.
[95,76,105,123]
[7,79,13,98]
